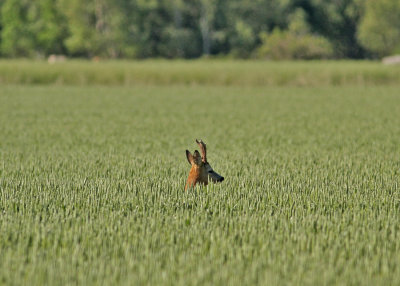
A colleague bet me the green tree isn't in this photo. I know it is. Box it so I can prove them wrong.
[58,0,94,56]
[198,0,215,55]
[358,0,400,56]
[131,0,204,58]
[227,0,290,57]
[129,0,170,58]
[294,0,366,58]
[32,0,67,55]
[1,0,35,56]
[160,0,201,58]
[61,0,128,58]
[256,9,333,60]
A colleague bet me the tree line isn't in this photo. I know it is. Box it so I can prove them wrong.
[0,0,399,59]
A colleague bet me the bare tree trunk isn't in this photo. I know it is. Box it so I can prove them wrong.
[200,7,210,56]
[173,3,183,57]
[95,0,105,33]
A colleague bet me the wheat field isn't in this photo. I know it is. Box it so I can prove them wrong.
[1,62,400,285]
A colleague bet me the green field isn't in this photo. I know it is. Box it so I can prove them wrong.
[1,61,400,285]
[1,59,400,86]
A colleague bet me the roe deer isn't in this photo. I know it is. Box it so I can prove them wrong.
[185,139,224,190]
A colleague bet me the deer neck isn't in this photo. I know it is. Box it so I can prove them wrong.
[185,164,208,190]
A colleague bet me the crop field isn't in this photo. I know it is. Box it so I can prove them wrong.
[1,61,400,285]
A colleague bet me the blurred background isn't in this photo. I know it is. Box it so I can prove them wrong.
[0,0,399,60]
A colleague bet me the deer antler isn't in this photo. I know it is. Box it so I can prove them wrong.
[196,139,207,163]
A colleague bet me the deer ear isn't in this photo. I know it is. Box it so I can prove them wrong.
[186,150,194,165]
[193,150,202,165]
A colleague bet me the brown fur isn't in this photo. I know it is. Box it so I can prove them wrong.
[185,139,224,191]
[185,164,209,190]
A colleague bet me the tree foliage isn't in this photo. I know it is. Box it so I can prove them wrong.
[0,0,398,59]
[257,9,333,60]
[358,0,400,56]
[1,0,36,56]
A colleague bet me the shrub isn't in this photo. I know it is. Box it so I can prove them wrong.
[256,9,333,60]
[256,29,333,60]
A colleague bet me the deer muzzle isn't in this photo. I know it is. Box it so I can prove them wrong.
[208,170,224,183]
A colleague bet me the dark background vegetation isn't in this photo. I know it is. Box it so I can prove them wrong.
[0,0,399,60]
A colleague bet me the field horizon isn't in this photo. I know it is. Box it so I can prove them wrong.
[0,59,400,87]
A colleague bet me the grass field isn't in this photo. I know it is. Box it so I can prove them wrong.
[1,61,400,285]
[0,59,400,86]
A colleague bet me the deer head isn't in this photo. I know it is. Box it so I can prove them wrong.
[185,139,224,190]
